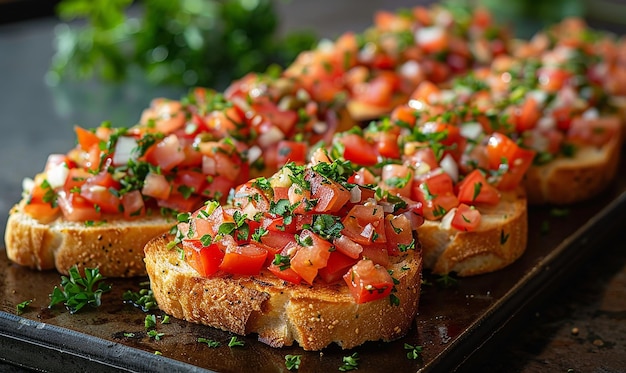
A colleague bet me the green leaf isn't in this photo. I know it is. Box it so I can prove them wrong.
[48,266,111,314]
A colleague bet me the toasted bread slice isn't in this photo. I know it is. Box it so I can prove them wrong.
[5,203,175,277]
[144,234,422,351]
[417,188,528,277]
[522,124,622,205]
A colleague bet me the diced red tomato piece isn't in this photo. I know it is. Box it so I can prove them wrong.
[56,190,102,222]
[384,214,414,256]
[290,230,333,285]
[145,134,186,172]
[74,125,101,151]
[333,234,363,259]
[317,251,359,284]
[411,170,459,220]
[183,239,225,277]
[142,172,171,200]
[456,169,501,205]
[337,133,378,166]
[219,242,268,276]
[450,203,482,232]
[306,170,352,213]
[343,259,394,304]
[276,140,308,166]
[341,204,386,245]
[485,132,535,190]
[121,190,145,218]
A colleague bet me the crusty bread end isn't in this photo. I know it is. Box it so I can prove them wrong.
[418,188,528,277]
[5,203,176,277]
[522,131,622,205]
[144,234,423,351]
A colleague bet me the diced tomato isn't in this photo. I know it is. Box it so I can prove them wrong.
[351,71,400,108]
[456,169,501,205]
[390,104,417,128]
[361,244,390,267]
[140,98,186,134]
[23,199,60,223]
[411,170,459,220]
[258,229,295,253]
[384,214,414,256]
[450,203,482,232]
[145,134,186,172]
[343,259,394,304]
[403,144,439,171]
[120,190,145,218]
[183,239,225,277]
[63,168,91,191]
[348,167,377,186]
[381,164,413,198]
[252,102,298,136]
[78,171,122,214]
[74,125,101,151]
[415,26,449,54]
[268,257,302,284]
[317,251,358,284]
[219,242,268,276]
[566,116,621,147]
[485,132,535,190]
[276,140,308,166]
[56,190,102,222]
[410,80,440,104]
[306,170,352,213]
[514,97,541,132]
[202,175,234,202]
[261,214,297,233]
[341,204,387,245]
[337,133,378,166]
[142,172,171,200]
[177,137,204,168]
[173,170,207,196]
[333,234,364,259]
[290,230,333,285]
[537,67,571,92]
[157,192,203,214]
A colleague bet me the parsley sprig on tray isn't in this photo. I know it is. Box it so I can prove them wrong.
[49,266,112,314]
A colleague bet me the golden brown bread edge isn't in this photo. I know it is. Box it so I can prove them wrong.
[5,203,175,277]
[144,234,423,351]
[418,188,528,277]
[522,119,623,205]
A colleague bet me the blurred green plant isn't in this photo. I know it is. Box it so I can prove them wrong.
[48,0,317,89]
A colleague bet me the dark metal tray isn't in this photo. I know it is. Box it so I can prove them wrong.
[2,149,625,373]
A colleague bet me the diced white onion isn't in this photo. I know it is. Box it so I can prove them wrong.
[380,201,395,213]
[440,154,459,183]
[440,208,456,230]
[22,177,34,194]
[312,121,328,134]
[349,186,362,203]
[112,136,138,166]
[257,125,285,148]
[46,162,69,189]
[528,90,548,105]
[582,107,599,120]
[460,122,483,141]
[537,116,556,131]
[247,145,262,164]
[415,26,444,48]
[399,60,421,80]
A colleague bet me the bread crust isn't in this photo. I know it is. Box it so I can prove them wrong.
[418,188,528,277]
[5,204,175,277]
[144,234,423,351]
[522,128,622,205]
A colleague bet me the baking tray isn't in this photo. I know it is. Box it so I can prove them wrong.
[2,148,625,373]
